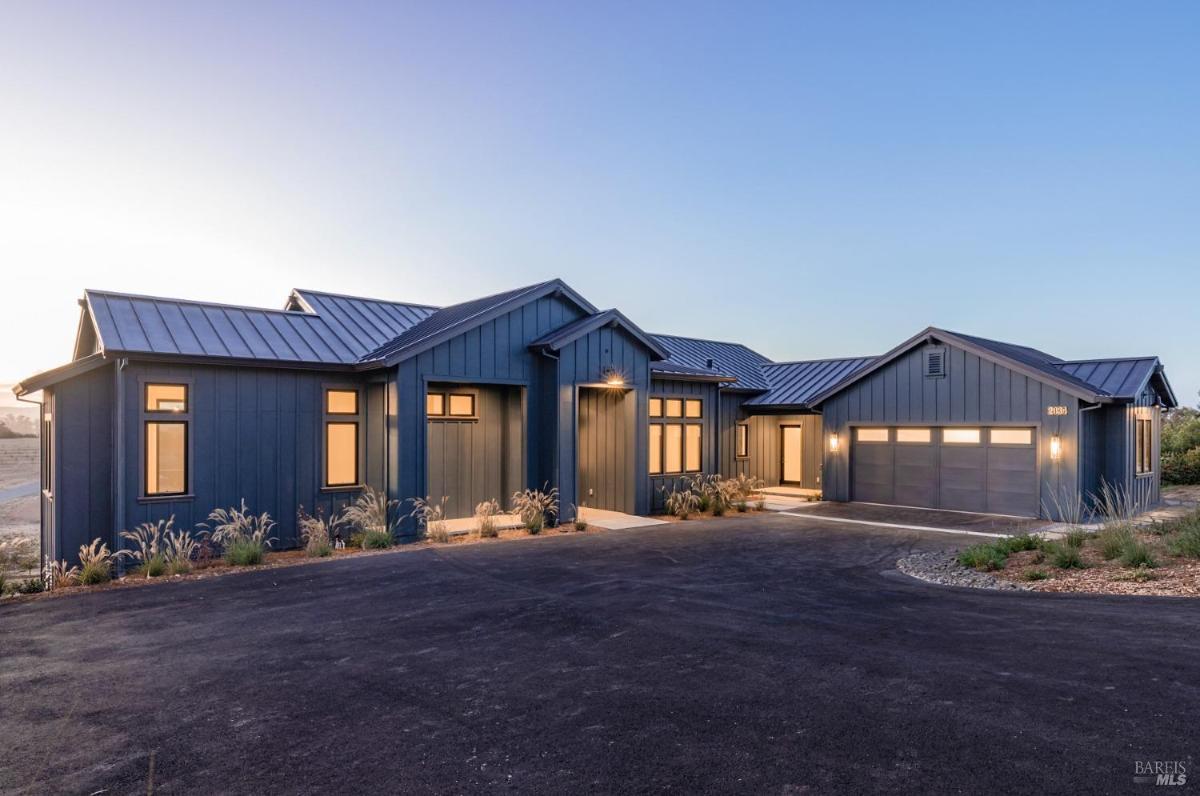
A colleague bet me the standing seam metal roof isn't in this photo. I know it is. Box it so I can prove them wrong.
[650,334,772,390]
[744,357,878,407]
[1055,358,1161,400]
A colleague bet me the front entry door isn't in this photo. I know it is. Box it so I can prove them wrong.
[781,425,803,484]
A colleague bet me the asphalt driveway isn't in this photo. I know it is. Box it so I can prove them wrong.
[2,513,1197,794]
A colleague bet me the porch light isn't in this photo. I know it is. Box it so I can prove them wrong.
[829,432,840,453]
[1050,434,1062,461]
[602,366,626,387]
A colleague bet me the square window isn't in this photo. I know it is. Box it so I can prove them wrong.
[426,393,445,417]
[448,394,475,417]
[145,383,187,413]
[685,399,702,418]
[326,389,358,415]
[856,428,889,443]
[649,398,663,418]
[943,428,981,444]
[665,399,683,418]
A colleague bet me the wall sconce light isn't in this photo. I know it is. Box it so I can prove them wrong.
[1050,434,1062,461]
[602,367,626,388]
[829,432,840,453]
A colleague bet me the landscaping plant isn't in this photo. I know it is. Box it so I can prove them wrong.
[511,484,559,534]
[410,496,450,543]
[345,487,400,548]
[1097,525,1135,560]
[164,528,200,574]
[1166,514,1200,558]
[42,556,79,590]
[201,500,277,566]
[78,539,115,585]
[298,508,336,557]
[474,499,502,539]
[570,504,588,531]
[1047,542,1084,570]
[117,517,172,577]
[663,486,701,520]
[1119,540,1157,569]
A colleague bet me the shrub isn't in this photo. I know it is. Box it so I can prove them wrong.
[958,544,1006,572]
[1119,541,1157,569]
[164,528,200,573]
[1167,523,1200,558]
[1116,566,1157,583]
[664,487,701,520]
[224,537,266,566]
[298,509,335,558]
[1022,569,1048,581]
[1064,529,1090,549]
[78,539,114,585]
[569,504,588,531]
[511,484,559,534]
[1090,480,1142,526]
[201,500,277,554]
[344,487,400,540]
[735,500,748,513]
[1162,448,1200,485]
[42,557,79,590]
[15,577,46,594]
[410,496,450,542]
[167,558,192,576]
[0,534,39,574]
[361,529,394,549]
[1098,525,1135,560]
[996,534,1039,554]
[1047,543,1084,570]
[118,517,172,577]
[474,499,502,539]
[0,571,6,596]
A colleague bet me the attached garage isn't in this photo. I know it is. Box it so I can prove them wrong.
[851,426,1039,517]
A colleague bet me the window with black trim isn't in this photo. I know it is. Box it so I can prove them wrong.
[448,393,475,417]
[325,388,361,487]
[41,407,53,495]
[1136,418,1153,475]
[648,396,702,475]
[426,393,445,417]
[736,423,749,459]
[144,383,189,496]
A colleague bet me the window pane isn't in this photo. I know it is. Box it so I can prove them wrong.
[426,393,445,416]
[990,428,1032,445]
[326,390,358,414]
[326,422,357,486]
[896,428,931,443]
[648,398,663,418]
[943,428,981,444]
[685,425,702,471]
[146,384,187,412]
[649,424,663,474]
[685,399,702,418]
[664,424,683,472]
[448,394,474,416]
[665,399,683,418]
[737,424,748,457]
[146,422,186,494]
[856,428,888,443]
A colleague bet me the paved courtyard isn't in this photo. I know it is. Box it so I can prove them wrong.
[2,512,1197,794]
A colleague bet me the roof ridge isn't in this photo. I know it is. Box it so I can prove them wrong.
[1056,356,1158,365]
[651,331,763,350]
[764,355,877,367]
[291,287,441,309]
[86,289,325,318]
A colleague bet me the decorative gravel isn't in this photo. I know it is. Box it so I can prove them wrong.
[897,550,1028,591]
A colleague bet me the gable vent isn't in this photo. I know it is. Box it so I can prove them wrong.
[706,358,715,369]
[924,347,946,378]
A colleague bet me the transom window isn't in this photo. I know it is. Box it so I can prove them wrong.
[856,428,889,443]
[649,396,702,475]
[990,428,1033,445]
[426,392,477,419]
[943,428,981,444]
[144,382,190,496]
[324,387,362,488]
[896,428,931,443]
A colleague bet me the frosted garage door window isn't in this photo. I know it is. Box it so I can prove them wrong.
[990,429,1033,445]
[856,428,889,443]
[896,428,931,443]
[943,428,981,444]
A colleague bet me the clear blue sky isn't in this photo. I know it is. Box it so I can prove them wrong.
[1,1,1197,403]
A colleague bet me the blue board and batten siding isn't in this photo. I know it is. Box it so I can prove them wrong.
[647,378,721,512]
[820,344,1082,518]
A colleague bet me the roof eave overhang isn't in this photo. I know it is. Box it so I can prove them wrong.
[740,402,820,415]
[650,370,738,384]
[533,309,672,361]
[14,353,111,396]
[806,327,1104,408]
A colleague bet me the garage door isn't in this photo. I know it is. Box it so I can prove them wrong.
[851,427,1038,517]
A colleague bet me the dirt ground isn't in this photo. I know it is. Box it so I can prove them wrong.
[0,438,37,541]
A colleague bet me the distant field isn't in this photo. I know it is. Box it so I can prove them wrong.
[0,438,38,540]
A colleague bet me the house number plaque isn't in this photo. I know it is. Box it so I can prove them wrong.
[1046,405,1069,416]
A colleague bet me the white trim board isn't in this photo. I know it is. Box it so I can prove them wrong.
[778,511,1011,539]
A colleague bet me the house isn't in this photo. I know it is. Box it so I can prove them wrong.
[14,280,1177,564]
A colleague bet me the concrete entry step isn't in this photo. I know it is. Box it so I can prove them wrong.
[578,507,668,530]
[786,500,1047,536]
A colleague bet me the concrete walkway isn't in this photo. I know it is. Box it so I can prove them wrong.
[577,506,668,530]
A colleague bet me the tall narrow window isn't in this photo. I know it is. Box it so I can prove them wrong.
[144,383,189,496]
[325,388,361,487]
[1136,418,1153,475]
[664,424,683,473]
[685,425,702,471]
[649,424,663,474]
[41,407,53,495]
[736,423,749,459]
